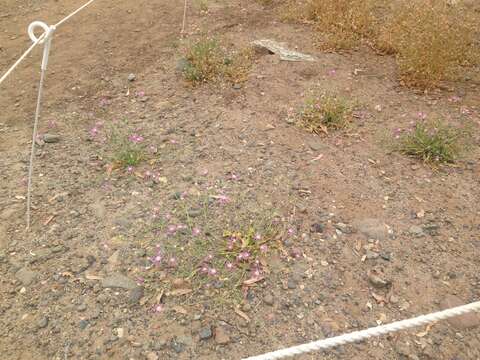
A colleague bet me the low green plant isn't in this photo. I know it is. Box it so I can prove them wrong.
[397,121,467,164]
[298,94,350,134]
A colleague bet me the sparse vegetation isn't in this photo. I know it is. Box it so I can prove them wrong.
[182,38,253,85]
[396,120,467,164]
[114,144,144,167]
[298,94,351,134]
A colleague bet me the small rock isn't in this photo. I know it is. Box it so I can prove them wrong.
[440,295,480,329]
[187,209,202,218]
[365,250,379,260]
[79,320,88,330]
[287,278,297,289]
[367,270,391,288]
[15,268,38,286]
[353,218,388,240]
[335,223,353,234]
[409,225,425,238]
[77,303,87,312]
[199,326,213,340]
[263,293,274,306]
[145,352,159,360]
[101,273,137,290]
[128,287,144,304]
[233,83,242,90]
[127,73,136,81]
[310,223,324,233]
[171,340,185,353]
[37,317,48,329]
[43,133,61,143]
[214,326,230,345]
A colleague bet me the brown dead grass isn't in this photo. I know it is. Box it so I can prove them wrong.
[290,0,479,88]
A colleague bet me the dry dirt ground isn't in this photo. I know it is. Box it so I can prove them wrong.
[1,1,480,359]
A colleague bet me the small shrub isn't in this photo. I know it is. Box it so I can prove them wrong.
[182,38,253,85]
[298,94,350,134]
[114,145,144,167]
[396,120,467,163]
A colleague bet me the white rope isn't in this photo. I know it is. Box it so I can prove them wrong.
[243,301,480,360]
[0,0,97,87]
[0,37,43,86]
[181,0,188,36]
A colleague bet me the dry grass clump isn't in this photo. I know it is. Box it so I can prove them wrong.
[306,0,381,50]
[377,0,479,88]
[293,0,479,88]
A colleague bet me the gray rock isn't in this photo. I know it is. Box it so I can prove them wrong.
[287,278,297,289]
[15,267,38,286]
[128,287,144,304]
[409,225,425,238]
[306,139,324,152]
[101,273,137,290]
[171,340,185,353]
[43,133,61,143]
[353,218,388,240]
[310,223,324,233]
[263,293,274,306]
[127,73,136,81]
[77,303,87,312]
[37,317,48,329]
[199,326,213,340]
[365,250,379,260]
[187,208,202,218]
[335,223,353,234]
[79,320,89,330]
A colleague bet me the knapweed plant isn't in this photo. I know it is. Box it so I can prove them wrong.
[298,94,351,134]
[396,120,468,164]
[182,38,253,85]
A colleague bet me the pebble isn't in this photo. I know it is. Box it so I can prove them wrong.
[310,223,324,233]
[368,271,390,288]
[353,218,388,240]
[287,278,298,289]
[43,133,61,143]
[199,326,213,340]
[37,317,48,329]
[128,286,144,304]
[409,225,425,238]
[127,73,136,81]
[214,326,230,345]
[79,320,88,330]
[171,340,185,353]
[145,352,159,360]
[101,273,137,290]
[77,303,87,312]
[263,293,274,306]
[15,268,38,286]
